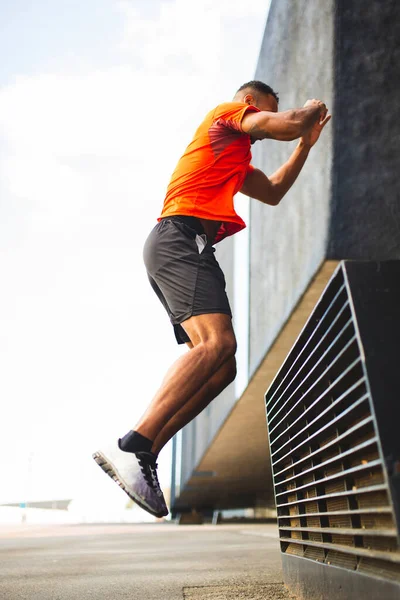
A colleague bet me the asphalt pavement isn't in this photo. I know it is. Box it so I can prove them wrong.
[0,522,296,600]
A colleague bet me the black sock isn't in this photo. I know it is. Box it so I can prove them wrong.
[118,430,153,454]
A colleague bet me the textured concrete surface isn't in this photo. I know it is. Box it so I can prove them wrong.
[0,523,292,600]
[329,0,400,259]
[249,0,334,375]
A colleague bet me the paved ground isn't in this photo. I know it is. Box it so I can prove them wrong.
[0,522,296,600]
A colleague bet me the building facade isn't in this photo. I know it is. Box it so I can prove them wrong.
[171,0,400,515]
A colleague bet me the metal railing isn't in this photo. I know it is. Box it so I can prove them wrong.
[265,261,400,597]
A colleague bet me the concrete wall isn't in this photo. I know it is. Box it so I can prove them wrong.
[249,0,334,374]
[249,0,400,379]
[328,0,400,259]
[173,0,400,508]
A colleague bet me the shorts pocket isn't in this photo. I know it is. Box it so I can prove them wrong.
[170,219,198,240]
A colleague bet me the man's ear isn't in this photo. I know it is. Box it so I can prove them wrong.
[244,93,254,105]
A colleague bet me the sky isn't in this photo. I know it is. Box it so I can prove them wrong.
[0,0,271,514]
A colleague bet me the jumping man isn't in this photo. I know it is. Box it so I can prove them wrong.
[93,80,331,518]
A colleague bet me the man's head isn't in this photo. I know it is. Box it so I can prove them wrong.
[234,80,279,112]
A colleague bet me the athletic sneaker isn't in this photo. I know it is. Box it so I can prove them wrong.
[92,440,169,518]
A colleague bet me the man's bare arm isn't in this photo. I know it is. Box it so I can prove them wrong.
[240,142,311,205]
[240,107,331,204]
[241,99,326,141]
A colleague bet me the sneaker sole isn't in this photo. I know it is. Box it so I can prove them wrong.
[92,451,168,519]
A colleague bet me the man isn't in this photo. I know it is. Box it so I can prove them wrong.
[93,81,331,518]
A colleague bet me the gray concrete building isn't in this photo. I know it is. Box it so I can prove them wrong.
[171,0,400,515]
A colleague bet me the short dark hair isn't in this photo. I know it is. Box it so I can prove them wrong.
[236,80,279,104]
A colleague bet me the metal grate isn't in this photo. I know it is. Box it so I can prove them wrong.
[265,264,400,582]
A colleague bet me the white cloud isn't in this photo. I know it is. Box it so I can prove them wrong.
[117,0,270,83]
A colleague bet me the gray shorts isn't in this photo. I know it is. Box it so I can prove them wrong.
[143,216,232,344]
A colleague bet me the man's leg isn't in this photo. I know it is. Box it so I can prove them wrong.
[93,220,236,518]
[134,312,236,443]
[151,354,236,455]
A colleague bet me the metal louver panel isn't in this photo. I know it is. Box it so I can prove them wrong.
[265,261,400,600]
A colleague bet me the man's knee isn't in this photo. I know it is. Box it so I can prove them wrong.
[225,356,237,385]
[206,330,236,363]
[222,332,237,360]
[219,330,237,358]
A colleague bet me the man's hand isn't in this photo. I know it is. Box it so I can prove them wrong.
[303,98,328,115]
[300,99,331,148]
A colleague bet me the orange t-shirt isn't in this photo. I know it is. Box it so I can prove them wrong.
[159,102,259,243]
